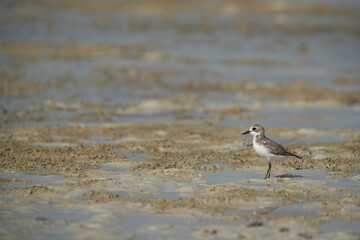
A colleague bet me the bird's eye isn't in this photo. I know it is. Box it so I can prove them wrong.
[252,127,256,131]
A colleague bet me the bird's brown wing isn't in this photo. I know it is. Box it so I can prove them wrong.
[262,137,301,159]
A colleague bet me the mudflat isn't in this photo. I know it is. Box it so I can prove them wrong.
[1,0,359,239]
[1,123,359,239]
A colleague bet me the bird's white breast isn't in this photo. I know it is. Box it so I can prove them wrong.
[253,140,271,157]
[252,137,279,160]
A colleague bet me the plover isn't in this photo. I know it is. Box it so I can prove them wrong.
[242,124,301,179]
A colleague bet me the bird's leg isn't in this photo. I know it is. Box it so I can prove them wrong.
[264,159,271,179]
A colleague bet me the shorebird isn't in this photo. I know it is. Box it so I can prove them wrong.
[242,124,301,179]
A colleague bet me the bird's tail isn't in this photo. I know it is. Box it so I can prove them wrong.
[289,152,302,159]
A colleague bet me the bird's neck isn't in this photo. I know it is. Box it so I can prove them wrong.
[253,134,265,142]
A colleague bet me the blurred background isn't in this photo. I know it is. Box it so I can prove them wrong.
[1,0,360,129]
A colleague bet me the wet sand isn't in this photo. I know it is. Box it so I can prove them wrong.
[1,0,360,239]
[1,123,359,239]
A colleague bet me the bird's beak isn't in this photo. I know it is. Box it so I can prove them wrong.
[242,130,250,135]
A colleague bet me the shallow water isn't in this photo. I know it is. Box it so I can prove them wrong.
[1,166,359,239]
[1,1,360,129]
[0,173,64,189]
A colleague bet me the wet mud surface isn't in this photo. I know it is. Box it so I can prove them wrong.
[1,124,359,239]
[1,0,360,239]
